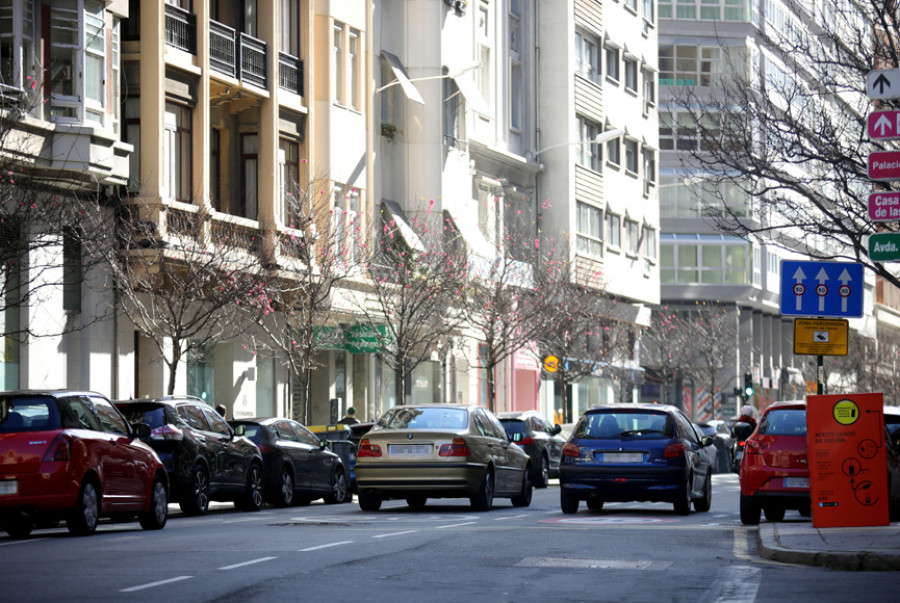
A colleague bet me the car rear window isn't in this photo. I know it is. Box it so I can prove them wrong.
[500,420,526,435]
[375,407,468,430]
[240,424,263,443]
[116,404,168,429]
[758,408,806,436]
[0,396,61,432]
[575,411,672,439]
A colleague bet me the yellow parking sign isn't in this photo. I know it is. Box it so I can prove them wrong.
[793,318,849,356]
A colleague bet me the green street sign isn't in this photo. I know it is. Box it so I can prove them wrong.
[869,233,900,261]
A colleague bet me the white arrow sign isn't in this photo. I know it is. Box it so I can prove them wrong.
[816,268,829,313]
[838,268,852,313]
[792,267,806,312]
[868,69,900,100]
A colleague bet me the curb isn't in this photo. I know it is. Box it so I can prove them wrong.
[757,524,900,571]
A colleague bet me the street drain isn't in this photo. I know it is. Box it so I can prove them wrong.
[515,557,673,571]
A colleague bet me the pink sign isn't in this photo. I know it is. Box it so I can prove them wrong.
[868,191,900,221]
[868,151,900,180]
[868,111,900,139]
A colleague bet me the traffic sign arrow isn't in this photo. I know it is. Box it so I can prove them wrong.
[838,268,852,313]
[815,268,829,313]
[780,260,863,318]
[792,266,806,312]
[868,111,900,139]
[868,69,900,99]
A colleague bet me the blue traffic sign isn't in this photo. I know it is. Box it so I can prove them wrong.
[780,261,864,318]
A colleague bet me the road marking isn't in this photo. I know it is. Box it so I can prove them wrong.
[218,557,277,570]
[541,516,680,525]
[222,517,271,525]
[706,565,761,602]
[121,576,193,592]
[435,522,477,529]
[299,540,355,552]
[0,538,45,547]
[494,514,528,521]
[373,530,419,539]
[516,557,672,571]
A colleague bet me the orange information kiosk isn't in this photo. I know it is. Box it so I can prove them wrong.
[806,393,889,528]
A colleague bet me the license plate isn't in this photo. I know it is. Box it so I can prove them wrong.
[389,444,432,456]
[784,477,809,489]
[599,452,643,463]
[0,480,18,496]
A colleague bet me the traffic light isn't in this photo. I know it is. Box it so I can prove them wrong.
[743,373,754,399]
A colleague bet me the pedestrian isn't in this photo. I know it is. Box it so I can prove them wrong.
[737,404,756,430]
[554,408,564,426]
[338,406,360,425]
[215,404,227,419]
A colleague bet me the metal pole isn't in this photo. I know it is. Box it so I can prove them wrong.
[817,354,824,395]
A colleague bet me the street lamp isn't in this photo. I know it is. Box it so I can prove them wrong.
[375,60,483,100]
[533,128,625,169]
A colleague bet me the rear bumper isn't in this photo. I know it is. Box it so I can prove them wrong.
[560,464,687,502]
[355,462,486,497]
[0,465,79,514]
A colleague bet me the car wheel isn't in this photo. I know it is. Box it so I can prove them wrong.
[560,489,579,514]
[470,469,494,511]
[358,491,382,511]
[740,493,761,525]
[406,496,427,510]
[67,478,100,536]
[139,475,169,530]
[693,473,712,512]
[764,505,785,522]
[237,463,264,511]
[272,466,294,508]
[673,473,692,516]
[511,469,533,508]
[586,498,604,512]
[2,516,34,539]
[179,464,210,516]
[324,468,349,505]
[533,455,550,489]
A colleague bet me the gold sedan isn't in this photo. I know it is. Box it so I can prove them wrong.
[355,404,533,511]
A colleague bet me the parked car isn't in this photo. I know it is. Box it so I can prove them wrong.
[0,390,169,538]
[739,400,810,525]
[498,410,565,487]
[229,418,351,506]
[693,422,719,473]
[355,404,533,511]
[694,420,733,473]
[883,406,900,519]
[114,396,264,516]
[559,404,715,515]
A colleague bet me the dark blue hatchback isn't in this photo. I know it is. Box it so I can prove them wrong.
[559,404,715,515]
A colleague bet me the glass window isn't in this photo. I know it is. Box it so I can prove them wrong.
[179,404,210,431]
[62,396,103,431]
[280,0,299,56]
[624,58,638,91]
[605,46,619,82]
[607,138,620,166]
[0,0,35,94]
[577,117,602,171]
[280,138,300,226]
[242,133,259,219]
[333,23,343,104]
[575,31,600,83]
[443,68,464,143]
[203,406,230,435]
[606,213,621,248]
[0,396,57,432]
[292,422,320,446]
[625,139,639,173]
[510,61,522,131]
[276,420,300,442]
[625,220,640,254]
[334,183,360,262]
[576,201,603,258]
[93,397,128,436]
[164,102,192,203]
[49,1,79,120]
[349,29,359,109]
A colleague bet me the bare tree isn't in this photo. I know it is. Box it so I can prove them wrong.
[669,2,900,286]
[352,203,466,405]
[681,303,737,421]
[641,307,694,406]
[102,204,267,395]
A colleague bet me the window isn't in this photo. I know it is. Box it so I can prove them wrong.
[280,138,301,226]
[349,29,360,109]
[63,229,81,314]
[280,0,299,56]
[605,46,620,82]
[83,0,105,124]
[241,134,259,219]
[334,183,361,262]
[607,138,620,166]
[576,202,603,258]
[658,0,750,21]
[626,0,637,10]
[643,0,655,28]
[124,98,141,194]
[164,102,192,203]
[625,139,639,173]
[443,68,465,144]
[575,31,600,84]
[333,23,343,104]
[660,235,751,285]
[625,219,640,254]
[642,68,655,112]
[606,213,621,249]
[93,397,128,436]
[0,0,36,93]
[577,117,602,171]
[624,58,638,92]
[210,129,221,210]
[48,1,79,120]
[510,61,522,131]
[658,45,721,86]
[643,148,656,195]
[643,226,657,271]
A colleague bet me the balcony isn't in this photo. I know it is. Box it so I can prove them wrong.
[278,53,304,96]
[210,21,267,89]
[164,4,196,54]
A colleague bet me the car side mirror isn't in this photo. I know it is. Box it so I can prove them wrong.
[552,424,562,435]
[701,436,715,447]
[132,422,151,438]
[320,439,330,450]
[232,424,245,437]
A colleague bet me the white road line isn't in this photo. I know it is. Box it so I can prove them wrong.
[706,565,761,603]
[218,556,277,570]
[0,538,45,547]
[120,576,193,593]
[435,522,477,529]
[373,530,419,539]
[299,540,355,552]
[494,514,528,521]
[221,517,271,525]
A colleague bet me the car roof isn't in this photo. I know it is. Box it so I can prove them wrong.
[114,395,206,406]
[584,403,680,414]
[0,390,108,399]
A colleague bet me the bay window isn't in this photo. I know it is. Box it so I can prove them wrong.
[0,0,35,95]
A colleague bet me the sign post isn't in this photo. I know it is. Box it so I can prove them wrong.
[806,393,889,528]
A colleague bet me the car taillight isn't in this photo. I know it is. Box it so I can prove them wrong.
[150,424,184,441]
[518,437,535,447]
[663,443,686,458]
[439,438,469,457]
[42,434,71,462]
[358,438,382,457]
[562,443,580,457]
[745,440,763,454]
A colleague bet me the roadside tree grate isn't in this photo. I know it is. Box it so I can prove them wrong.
[516,557,672,571]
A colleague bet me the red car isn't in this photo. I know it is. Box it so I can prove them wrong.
[0,391,169,538]
[739,401,810,524]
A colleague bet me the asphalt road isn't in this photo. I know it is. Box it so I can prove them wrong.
[1,474,898,602]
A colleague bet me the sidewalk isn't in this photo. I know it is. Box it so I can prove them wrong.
[757,522,900,571]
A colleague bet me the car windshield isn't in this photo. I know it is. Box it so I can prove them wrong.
[757,408,806,436]
[0,396,61,432]
[574,411,672,439]
[374,407,468,430]
[695,424,715,437]
[116,404,168,429]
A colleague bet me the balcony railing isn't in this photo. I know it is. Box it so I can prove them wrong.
[209,20,267,89]
[278,52,304,96]
[164,4,196,54]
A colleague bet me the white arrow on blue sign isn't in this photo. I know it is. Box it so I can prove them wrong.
[780,260,864,318]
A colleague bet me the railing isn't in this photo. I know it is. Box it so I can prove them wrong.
[164,4,196,54]
[209,21,268,89]
[210,21,237,78]
[166,206,203,242]
[278,52,304,96]
[240,33,267,88]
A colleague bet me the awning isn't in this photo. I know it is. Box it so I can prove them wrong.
[380,51,426,104]
[381,200,424,252]
[449,71,492,117]
[443,208,496,259]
